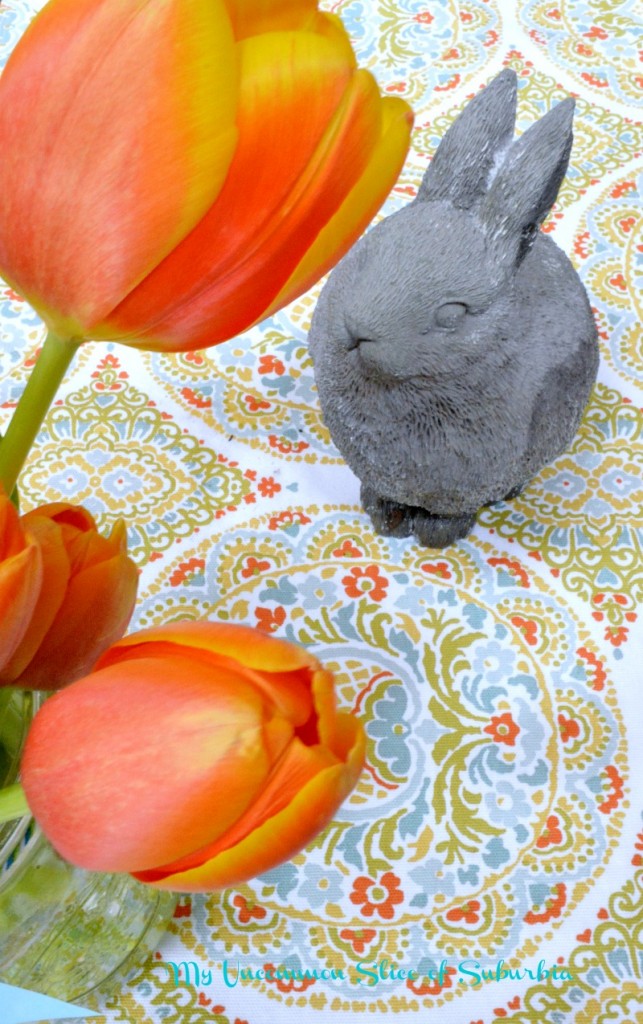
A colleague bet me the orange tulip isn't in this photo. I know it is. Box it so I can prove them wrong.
[0,0,413,352]
[20,622,365,890]
[0,494,138,689]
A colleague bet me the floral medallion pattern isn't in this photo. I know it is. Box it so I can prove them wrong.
[516,0,643,107]
[126,512,628,1017]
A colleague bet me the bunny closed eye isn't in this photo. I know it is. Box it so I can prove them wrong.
[434,302,468,329]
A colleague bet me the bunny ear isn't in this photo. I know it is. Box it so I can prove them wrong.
[416,68,517,208]
[481,97,575,268]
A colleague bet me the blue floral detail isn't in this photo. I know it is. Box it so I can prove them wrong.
[258,576,298,605]
[463,603,488,629]
[367,685,411,775]
[409,858,456,897]
[457,864,480,887]
[471,641,517,685]
[529,883,551,907]
[482,837,511,868]
[545,470,587,500]
[261,374,296,398]
[298,575,336,610]
[485,781,532,824]
[47,467,90,497]
[259,862,298,899]
[297,864,344,908]
[396,585,436,615]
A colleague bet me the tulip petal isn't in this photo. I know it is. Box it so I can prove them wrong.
[0,543,42,678]
[0,515,70,683]
[135,713,365,890]
[0,0,238,337]
[224,0,319,37]
[21,655,292,871]
[101,41,383,350]
[99,635,314,727]
[15,545,138,690]
[264,96,414,315]
[97,620,326,729]
[0,496,43,673]
[97,620,319,674]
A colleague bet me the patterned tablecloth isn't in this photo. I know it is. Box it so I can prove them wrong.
[1,1,642,1022]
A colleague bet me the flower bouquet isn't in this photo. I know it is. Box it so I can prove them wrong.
[0,0,412,1003]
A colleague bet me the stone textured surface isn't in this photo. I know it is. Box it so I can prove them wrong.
[310,70,600,547]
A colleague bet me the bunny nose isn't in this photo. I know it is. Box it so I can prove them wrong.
[344,314,378,351]
[346,334,376,351]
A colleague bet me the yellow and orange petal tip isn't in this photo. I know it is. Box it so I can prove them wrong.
[98,621,320,675]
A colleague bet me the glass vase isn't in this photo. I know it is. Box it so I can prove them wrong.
[0,689,176,1001]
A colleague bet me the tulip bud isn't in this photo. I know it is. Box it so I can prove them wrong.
[21,622,366,891]
[0,0,412,352]
[0,494,138,689]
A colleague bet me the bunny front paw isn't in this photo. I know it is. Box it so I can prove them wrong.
[413,510,477,549]
[360,486,415,539]
[361,486,477,548]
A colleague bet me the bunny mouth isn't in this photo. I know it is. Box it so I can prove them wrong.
[352,340,424,384]
[346,333,373,352]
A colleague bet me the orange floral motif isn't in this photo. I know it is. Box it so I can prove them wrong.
[332,538,363,559]
[263,963,316,993]
[574,230,591,259]
[232,894,267,924]
[598,765,624,814]
[258,355,285,376]
[255,606,286,633]
[583,25,609,40]
[524,882,567,924]
[488,557,530,588]
[349,872,404,920]
[558,713,580,743]
[169,557,205,587]
[605,626,629,647]
[610,180,636,198]
[581,72,607,88]
[184,351,204,366]
[243,394,271,413]
[268,434,309,454]
[510,614,538,646]
[342,564,389,601]
[180,386,210,409]
[435,73,461,92]
[241,556,271,579]
[268,510,312,531]
[413,11,434,23]
[446,900,481,924]
[406,965,456,995]
[484,712,520,746]
[91,354,128,391]
[339,928,377,954]
[421,561,452,579]
[257,476,281,498]
[536,814,563,850]
[577,647,606,690]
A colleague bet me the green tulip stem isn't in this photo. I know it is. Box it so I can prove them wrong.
[0,329,81,495]
[0,782,30,824]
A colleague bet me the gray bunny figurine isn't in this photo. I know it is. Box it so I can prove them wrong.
[309,69,599,548]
